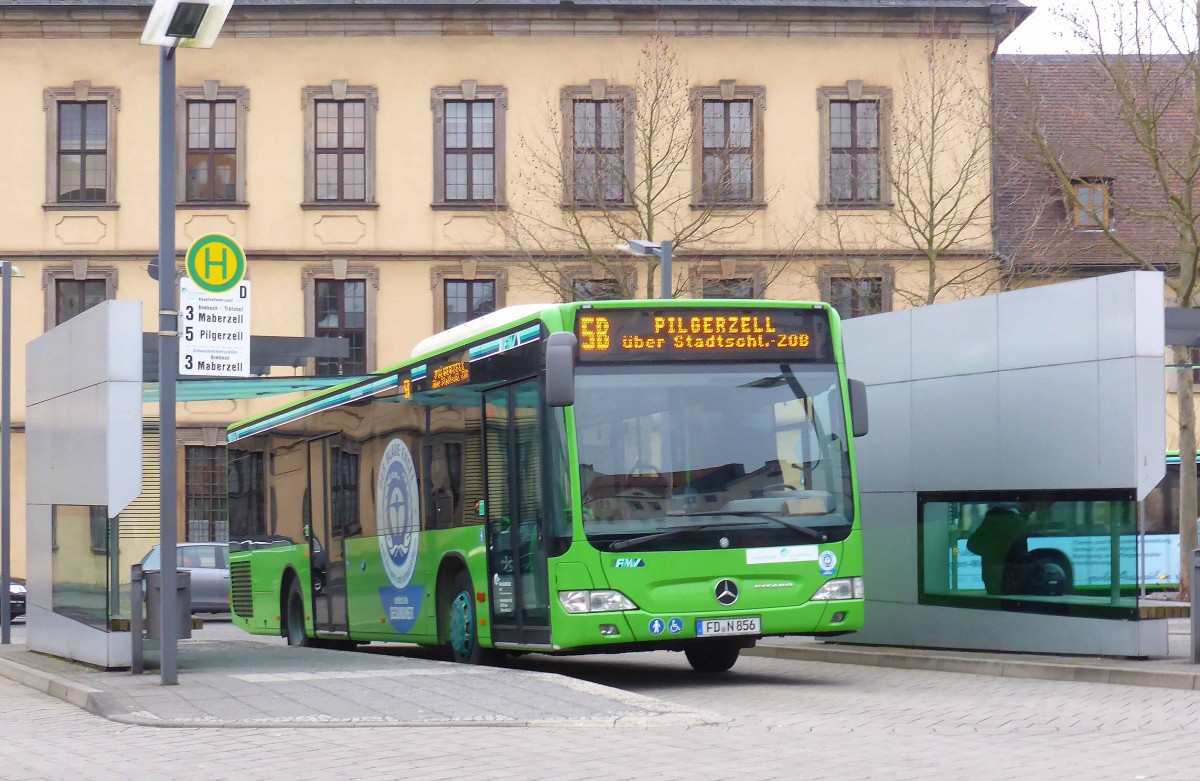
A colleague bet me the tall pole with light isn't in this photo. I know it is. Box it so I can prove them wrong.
[616,239,673,299]
[140,0,233,686]
[0,260,23,645]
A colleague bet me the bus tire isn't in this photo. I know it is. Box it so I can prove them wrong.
[443,570,485,664]
[285,579,314,648]
[684,640,741,673]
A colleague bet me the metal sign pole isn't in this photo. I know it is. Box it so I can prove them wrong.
[659,240,672,300]
[158,46,179,685]
[1,261,11,645]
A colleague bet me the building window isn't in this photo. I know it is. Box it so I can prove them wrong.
[691,84,765,207]
[562,84,635,207]
[703,277,755,299]
[829,276,884,319]
[89,506,107,554]
[185,446,228,543]
[432,84,507,207]
[314,279,368,377]
[821,266,894,320]
[1072,179,1111,229]
[55,279,107,325]
[177,84,248,205]
[572,278,625,302]
[818,84,892,207]
[41,264,118,332]
[44,84,119,207]
[302,83,377,206]
[444,279,495,329]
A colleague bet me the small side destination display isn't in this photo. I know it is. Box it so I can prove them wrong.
[575,308,832,362]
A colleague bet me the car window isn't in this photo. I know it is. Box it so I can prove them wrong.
[180,546,220,569]
[142,547,161,570]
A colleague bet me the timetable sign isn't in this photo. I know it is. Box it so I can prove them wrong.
[179,278,251,377]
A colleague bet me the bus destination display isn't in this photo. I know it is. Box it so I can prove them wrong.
[575,308,832,362]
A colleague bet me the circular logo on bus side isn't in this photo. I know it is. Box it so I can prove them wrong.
[377,438,420,589]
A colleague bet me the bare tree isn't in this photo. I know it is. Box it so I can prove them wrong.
[887,33,998,305]
[493,35,800,300]
[1019,0,1200,595]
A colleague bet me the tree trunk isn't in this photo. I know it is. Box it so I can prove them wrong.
[1176,343,1197,599]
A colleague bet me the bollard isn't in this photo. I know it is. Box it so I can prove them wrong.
[131,564,144,675]
[1192,549,1200,665]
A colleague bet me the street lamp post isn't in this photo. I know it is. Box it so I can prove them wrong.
[141,0,233,686]
[616,239,673,299]
[1,260,23,646]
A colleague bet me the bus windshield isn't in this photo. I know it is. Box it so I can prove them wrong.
[574,362,854,552]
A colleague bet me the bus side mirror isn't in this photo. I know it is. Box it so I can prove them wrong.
[848,379,868,438]
[545,332,577,407]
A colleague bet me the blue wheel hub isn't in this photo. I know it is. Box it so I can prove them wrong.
[449,590,473,659]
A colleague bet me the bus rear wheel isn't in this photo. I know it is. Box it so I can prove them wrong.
[684,640,741,673]
[443,570,485,664]
[285,580,313,648]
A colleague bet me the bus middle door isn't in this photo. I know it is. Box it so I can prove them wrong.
[483,379,550,648]
[307,436,349,637]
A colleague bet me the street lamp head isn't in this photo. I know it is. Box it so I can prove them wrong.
[617,239,661,256]
[0,263,22,279]
[166,2,209,39]
[141,0,233,49]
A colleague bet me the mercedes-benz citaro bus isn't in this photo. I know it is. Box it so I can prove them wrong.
[227,300,868,673]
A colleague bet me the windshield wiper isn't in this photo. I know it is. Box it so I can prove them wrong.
[608,522,745,552]
[670,510,833,543]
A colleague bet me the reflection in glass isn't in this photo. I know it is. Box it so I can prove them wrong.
[575,364,854,553]
[919,493,1143,616]
[52,505,112,629]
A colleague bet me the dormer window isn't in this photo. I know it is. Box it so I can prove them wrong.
[1072,178,1111,229]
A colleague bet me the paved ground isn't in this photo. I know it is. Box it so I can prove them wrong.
[2,620,1200,779]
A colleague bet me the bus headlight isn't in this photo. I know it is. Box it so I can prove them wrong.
[811,577,864,601]
[558,590,639,614]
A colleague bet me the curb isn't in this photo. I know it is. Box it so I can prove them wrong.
[0,654,107,714]
[748,643,1200,691]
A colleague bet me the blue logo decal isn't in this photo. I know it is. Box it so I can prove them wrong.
[379,585,425,634]
[667,617,684,635]
[819,550,838,576]
[614,557,645,568]
[649,618,666,636]
[377,439,420,589]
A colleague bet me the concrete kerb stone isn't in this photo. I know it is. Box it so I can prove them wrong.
[0,654,102,713]
[748,642,1200,691]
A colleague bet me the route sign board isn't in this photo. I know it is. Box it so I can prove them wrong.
[185,233,246,294]
[179,278,251,376]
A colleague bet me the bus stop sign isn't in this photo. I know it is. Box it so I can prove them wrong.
[185,233,246,293]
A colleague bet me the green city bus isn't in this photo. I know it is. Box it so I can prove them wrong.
[227,299,868,672]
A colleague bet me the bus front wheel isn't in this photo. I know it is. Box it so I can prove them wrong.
[285,580,314,648]
[444,570,485,664]
[684,640,741,673]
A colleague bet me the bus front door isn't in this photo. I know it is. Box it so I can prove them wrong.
[308,437,349,637]
[484,379,551,647]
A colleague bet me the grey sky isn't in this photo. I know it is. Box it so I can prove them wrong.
[999,0,1196,55]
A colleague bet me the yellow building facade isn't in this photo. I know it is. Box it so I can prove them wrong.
[0,0,1026,575]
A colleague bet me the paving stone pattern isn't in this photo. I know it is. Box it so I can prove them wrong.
[2,646,1200,780]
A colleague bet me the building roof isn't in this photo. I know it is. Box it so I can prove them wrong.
[994,54,1195,274]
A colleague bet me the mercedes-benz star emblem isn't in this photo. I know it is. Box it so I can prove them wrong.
[715,579,739,606]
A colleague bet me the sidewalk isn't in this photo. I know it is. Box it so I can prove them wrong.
[0,634,721,729]
[0,621,1197,729]
[751,618,1200,690]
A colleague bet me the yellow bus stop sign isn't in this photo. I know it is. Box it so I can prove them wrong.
[185,233,246,294]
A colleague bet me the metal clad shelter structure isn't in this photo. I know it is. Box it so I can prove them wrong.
[842,271,1167,656]
[25,301,142,668]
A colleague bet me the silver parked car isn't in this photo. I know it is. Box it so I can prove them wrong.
[139,543,230,613]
